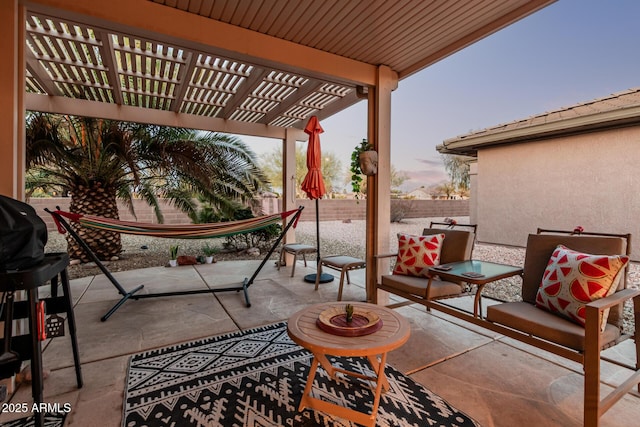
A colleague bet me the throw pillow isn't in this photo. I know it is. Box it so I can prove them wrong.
[535,245,629,329]
[393,233,445,278]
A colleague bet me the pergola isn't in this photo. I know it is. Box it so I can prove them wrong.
[0,0,555,301]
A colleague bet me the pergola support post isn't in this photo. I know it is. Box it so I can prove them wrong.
[0,0,26,199]
[366,65,398,303]
[282,128,301,265]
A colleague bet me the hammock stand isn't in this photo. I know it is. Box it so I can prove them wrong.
[45,206,304,322]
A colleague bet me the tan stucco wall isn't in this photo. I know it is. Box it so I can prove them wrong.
[475,126,640,260]
[469,161,478,225]
[30,198,469,231]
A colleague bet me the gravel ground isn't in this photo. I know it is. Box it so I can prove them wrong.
[45,216,637,333]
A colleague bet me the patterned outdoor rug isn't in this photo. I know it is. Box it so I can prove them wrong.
[123,322,480,427]
[0,413,66,427]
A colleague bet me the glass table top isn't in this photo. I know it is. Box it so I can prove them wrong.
[429,260,522,283]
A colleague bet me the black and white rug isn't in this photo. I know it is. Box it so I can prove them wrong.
[123,322,480,427]
[0,413,66,427]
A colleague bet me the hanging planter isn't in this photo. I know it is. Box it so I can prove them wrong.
[358,150,378,176]
[350,139,377,198]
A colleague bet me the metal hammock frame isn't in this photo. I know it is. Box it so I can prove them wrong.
[45,206,304,321]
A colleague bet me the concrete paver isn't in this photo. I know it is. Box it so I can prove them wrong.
[1,259,637,427]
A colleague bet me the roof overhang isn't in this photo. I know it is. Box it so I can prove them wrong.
[19,0,556,138]
[438,94,640,156]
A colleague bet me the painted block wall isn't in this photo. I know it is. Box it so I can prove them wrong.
[31,198,469,231]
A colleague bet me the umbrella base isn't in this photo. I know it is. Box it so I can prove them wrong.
[304,273,334,284]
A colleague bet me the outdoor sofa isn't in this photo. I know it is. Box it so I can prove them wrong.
[374,228,640,427]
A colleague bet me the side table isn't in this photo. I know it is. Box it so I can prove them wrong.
[429,260,523,317]
[287,302,409,426]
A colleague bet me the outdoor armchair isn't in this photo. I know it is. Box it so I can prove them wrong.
[484,231,639,427]
[374,227,475,307]
[429,221,478,250]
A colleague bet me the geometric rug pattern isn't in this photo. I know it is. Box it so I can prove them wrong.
[123,322,481,426]
[0,413,66,427]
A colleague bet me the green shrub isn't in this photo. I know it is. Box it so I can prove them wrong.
[223,208,282,250]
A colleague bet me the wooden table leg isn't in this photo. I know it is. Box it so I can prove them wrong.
[298,353,390,427]
[299,356,320,412]
[315,353,338,378]
[369,352,389,419]
[367,354,389,392]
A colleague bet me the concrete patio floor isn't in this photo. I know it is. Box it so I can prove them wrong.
[1,258,638,427]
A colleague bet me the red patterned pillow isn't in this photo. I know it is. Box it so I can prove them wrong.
[393,233,445,278]
[535,245,629,329]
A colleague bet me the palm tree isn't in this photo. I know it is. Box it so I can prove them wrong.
[26,113,268,261]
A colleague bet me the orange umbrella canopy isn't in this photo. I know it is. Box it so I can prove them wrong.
[300,116,326,200]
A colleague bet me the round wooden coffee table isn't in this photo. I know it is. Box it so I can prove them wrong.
[287,301,410,427]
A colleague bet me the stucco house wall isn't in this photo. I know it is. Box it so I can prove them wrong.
[474,126,640,260]
[440,88,640,260]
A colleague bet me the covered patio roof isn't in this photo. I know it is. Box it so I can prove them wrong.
[18,0,554,138]
[2,0,556,302]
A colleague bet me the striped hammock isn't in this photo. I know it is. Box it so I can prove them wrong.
[50,207,302,239]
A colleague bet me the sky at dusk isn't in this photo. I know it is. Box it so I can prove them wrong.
[241,0,640,192]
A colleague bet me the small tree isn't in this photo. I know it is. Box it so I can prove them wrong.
[442,154,470,191]
[344,162,408,198]
[436,181,457,199]
[260,144,343,195]
[391,165,409,193]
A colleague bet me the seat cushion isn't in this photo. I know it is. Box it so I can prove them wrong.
[283,243,316,253]
[321,256,365,269]
[486,301,621,351]
[381,274,463,299]
[393,233,444,278]
[535,245,628,329]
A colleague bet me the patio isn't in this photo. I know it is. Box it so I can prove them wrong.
[3,0,561,305]
[1,257,638,426]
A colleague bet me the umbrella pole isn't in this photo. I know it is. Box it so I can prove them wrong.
[304,198,334,284]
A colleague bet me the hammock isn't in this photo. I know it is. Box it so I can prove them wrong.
[49,208,301,239]
[45,206,304,321]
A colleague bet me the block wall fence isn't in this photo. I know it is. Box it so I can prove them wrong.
[30,198,469,231]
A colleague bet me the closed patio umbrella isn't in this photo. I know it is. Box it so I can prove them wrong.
[300,116,334,284]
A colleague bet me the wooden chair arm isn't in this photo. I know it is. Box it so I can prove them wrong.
[585,288,640,311]
[584,288,640,347]
[373,253,397,277]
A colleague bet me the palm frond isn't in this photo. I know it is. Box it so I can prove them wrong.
[26,113,268,225]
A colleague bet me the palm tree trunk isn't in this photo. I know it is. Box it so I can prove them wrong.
[67,182,122,262]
